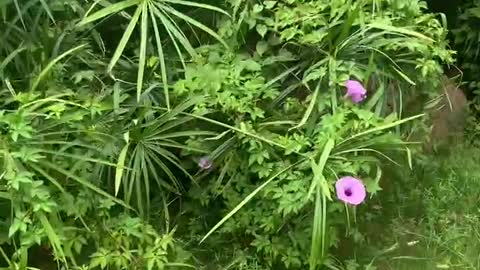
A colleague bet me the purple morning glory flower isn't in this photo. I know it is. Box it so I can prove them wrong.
[198,156,212,170]
[335,176,366,205]
[345,80,367,103]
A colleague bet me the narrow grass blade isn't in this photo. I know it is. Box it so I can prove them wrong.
[152,4,196,57]
[393,66,415,86]
[162,0,230,16]
[151,130,217,140]
[31,44,86,92]
[312,139,334,201]
[0,45,26,72]
[333,148,399,166]
[137,1,148,102]
[41,161,132,209]
[115,143,129,196]
[141,150,150,217]
[264,65,300,90]
[290,81,320,130]
[367,23,434,42]
[77,0,139,26]
[133,145,144,216]
[144,116,195,139]
[200,162,299,243]
[160,4,228,48]
[39,0,55,24]
[309,139,334,269]
[339,114,425,145]
[149,4,170,110]
[144,147,181,192]
[164,262,197,269]
[13,0,25,29]
[365,80,384,111]
[37,150,117,167]
[177,111,292,154]
[29,164,66,193]
[144,149,179,193]
[37,213,65,261]
[148,141,207,153]
[149,146,193,183]
[406,147,412,170]
[309,185,323,270]
[107,4,142,76]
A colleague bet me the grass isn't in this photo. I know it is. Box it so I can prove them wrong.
[363,144,480,270]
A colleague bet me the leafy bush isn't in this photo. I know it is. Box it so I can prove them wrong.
[173,0,453,268]
[451,1,480,143]
[0,0,459,269]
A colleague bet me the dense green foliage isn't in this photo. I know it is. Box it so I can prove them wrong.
[0,0,479,269]
[453,0,480,143]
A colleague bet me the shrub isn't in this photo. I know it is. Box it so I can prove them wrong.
[174,0,453,268]
[0,0,458,269]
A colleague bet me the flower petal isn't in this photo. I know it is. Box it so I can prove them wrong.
[345,80,367,103]
[335,176,367,205]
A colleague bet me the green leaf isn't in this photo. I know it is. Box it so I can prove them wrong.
[159,3,228,48]
[339,114,425,145]
[365,168,382,197]
[77,0,139,26]
[31,44,86,92]
[368,23,434,42]
[0,45,26,74]
[115,143,129,197]
[253,4,263,13]
[291,82,320,130]
[264,1,277,9]
[256,41,269,56]
[200,162,300,243]
[309,139,334,269]
[149,4,170,110]
[40,161,131,209]
[256,24,267,37]
[37,213,65,262]
[107,4,142,76]
[162,0,229,16]
[8,218,25,237]
[137,1,149,101]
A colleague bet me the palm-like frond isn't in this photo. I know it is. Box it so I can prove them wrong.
[114,97,216,216]
[77,0,229,106]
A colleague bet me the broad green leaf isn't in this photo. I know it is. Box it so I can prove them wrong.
[256,24,267,37]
